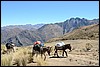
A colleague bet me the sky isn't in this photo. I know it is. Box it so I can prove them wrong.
[1,1,99,27]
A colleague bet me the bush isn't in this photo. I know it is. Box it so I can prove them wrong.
[1,49,7,54]
[85,43,93,51]
[13,55,28,66]
[14,58,21,66]
[28,54,33,63]
[36,56,47,66]
[21,56,27,66]
[1,54,13,66]
[1,44,6,50]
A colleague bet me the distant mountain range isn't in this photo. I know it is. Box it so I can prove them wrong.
[1,17,99,46]
[47,23,99,42]
[2,24,45,30]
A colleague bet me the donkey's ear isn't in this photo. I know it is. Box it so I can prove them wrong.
[69,44,70,46]
[67,44,70,46]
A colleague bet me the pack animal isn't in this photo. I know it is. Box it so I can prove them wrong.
[32,45,52,61]
[54,44,72,57]
[6,43,15,54]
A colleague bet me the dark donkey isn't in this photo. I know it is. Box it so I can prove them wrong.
[32,45,52,61]
[54,44,72,57]
[6,42,15,54]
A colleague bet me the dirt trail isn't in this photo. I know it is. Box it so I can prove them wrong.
[26,40,99,66]
[27,51,99,66]
[45,53,99,66]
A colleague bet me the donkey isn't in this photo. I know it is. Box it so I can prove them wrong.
[54,44,72,57]
[32,45,52,61]
[6,42,15,54]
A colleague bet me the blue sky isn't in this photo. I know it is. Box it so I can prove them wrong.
[1,1,99,27]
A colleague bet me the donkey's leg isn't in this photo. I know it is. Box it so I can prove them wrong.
[32,50,35,57]
[64,50,68,57]
[62,50,64,57]
[54,50,57,56]
[31,51,36,62]
[7,49,10,54]
[36,53,38,57]
[56,51,59,57]
[13,47,15,52]
[54,50,59,57]
[44,54,46,61]
[41,53,43,59]
[31,52,35,61]
[32,52,35,57]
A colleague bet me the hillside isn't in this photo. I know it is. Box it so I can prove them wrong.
[47,23,99,42]
[1,18,99,46]
[38,24,63,42]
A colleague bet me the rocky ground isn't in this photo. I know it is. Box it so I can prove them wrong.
[26,40,99,66]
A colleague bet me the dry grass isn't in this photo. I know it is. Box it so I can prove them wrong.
[1,45,33,66]
[1,44,6,50]
[1,44,47,66]
[12,47,32,66]
[35,55,47,66]
[1,40,99,66]
[1,44,7,54]
[1,54,13,66]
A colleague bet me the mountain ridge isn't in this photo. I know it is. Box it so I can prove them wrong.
[1,17,99,46]
[47,23,99,42]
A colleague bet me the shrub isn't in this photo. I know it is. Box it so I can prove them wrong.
[13,55,28,66]
[1,44,6,50]
[27,54,33,63]
[21,56,27,66]
[1,54,13,66]
[1,49,7,54]
[36,56,47,66]
[14,58,21,66]
[85,43,93,51]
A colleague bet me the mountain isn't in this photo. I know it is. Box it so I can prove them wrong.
[1,18,99,46]
[4,30,43,46]
[1,28,23,43]
[1,24,45,46]
[2,24,45,30]
[47,23,99,42]
[55,17,99,34]
[38,24,63,42]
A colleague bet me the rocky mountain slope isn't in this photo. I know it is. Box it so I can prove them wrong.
[1,18,99,46]
[47,23,99,42]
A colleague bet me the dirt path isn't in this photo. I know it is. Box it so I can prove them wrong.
[45,53,99,66]
[26,40,99,66]
[26,51,99,66]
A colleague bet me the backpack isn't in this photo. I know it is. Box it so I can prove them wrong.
[40,43,44,47]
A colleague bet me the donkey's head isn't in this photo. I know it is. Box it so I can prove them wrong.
[65,44,72,52]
